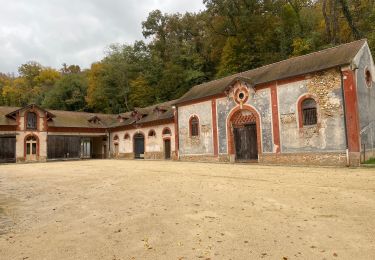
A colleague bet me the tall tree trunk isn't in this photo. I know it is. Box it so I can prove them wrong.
[322,0,332,43]
[338,0,362,39]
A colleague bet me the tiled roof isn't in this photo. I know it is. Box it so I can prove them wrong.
[0,100,176,129]
[177,39,367,104]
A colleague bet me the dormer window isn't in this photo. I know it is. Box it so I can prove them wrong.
[26,112,37,130]
[89,116,101,124]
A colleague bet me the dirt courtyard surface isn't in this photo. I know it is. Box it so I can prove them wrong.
[0,160,374,260]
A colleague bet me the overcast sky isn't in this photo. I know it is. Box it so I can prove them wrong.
[0,0,205,74]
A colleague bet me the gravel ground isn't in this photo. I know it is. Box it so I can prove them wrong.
[0,160,374,260]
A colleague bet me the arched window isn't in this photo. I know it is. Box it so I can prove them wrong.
[113,135,119,142]
[124,133,130,140]
[26,112,37,130]
[148,129,156,137]
[302,98,317,126]
[162,128,171,135]
[190,116,199,137]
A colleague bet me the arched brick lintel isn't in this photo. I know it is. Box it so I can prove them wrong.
[226,104,262,156]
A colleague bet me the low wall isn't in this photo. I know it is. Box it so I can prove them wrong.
[259,152,348,166]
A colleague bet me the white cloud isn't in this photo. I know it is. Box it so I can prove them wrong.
[0,0,205,73]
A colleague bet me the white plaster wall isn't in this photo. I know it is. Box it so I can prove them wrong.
[178,100,213,155]
[110,123,175,155]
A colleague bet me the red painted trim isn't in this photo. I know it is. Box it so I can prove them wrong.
[110,118,174,132]
[47,127,107,133]
[0,125,17,131]
[227,104,262,157]
[148,129,156,137]
[297,94,319,129]
[16,112,20,131]
[24,134,40,159]
[24,107,40,131]
[276,75,306,86]
[162,127,172,135]
[174,108,179,156]
[270,84,281,153]
[178,75,309,107]
[189,115,200,137]
[132,131,146,157]
[211,99,218,156]
[177,93,226,107]
[342,69,361,152]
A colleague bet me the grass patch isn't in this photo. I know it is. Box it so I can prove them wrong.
[364,157,375,164]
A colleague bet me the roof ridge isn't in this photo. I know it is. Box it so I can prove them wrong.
[187,39,367,91]
[242,39,367,74]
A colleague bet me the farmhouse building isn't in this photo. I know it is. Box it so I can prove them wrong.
[0,39,374,166]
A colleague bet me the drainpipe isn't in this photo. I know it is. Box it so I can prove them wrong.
[340,68,350,166]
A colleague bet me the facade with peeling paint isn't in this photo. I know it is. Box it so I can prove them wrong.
[1,40,374,166]
[174,39,375,166]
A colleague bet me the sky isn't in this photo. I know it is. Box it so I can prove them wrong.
[0,0,205,74]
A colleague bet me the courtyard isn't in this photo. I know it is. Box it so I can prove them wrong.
[0,160,374,259]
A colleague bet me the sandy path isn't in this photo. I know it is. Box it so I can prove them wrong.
[0,160,374,259]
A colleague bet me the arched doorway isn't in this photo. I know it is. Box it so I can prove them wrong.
[164,138,171,159]
[227,106,261,161]
[133,133,145,159]
[25,135,38,161]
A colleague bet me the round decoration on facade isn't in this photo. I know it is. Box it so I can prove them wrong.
[233,85,249,105]
[365,68,373,88]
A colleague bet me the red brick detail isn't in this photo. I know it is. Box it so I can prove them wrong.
[297,94,318,129]
[231,111,257,126]
[24,134,40,159]
[342,69,361,152]
[211,99,218,156]
[227,105,262,155]
[270,84,281,153]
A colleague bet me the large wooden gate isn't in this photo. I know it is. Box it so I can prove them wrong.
[233,123,258,160]
[134,133,144,159]
[0,136,16,163]
[47,136,81,159]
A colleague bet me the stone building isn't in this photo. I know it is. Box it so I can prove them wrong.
[0,100,176,163]
[174,39,375,166]
[0,39,374,166]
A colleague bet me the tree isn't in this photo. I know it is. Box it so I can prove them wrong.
[43,73,87,111]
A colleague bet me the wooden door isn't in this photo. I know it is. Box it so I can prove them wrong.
[0,136,16,163]
[233,123,258,160]
[164,139,171,159]
[134,134,144,159]
[114,144,119,158]
[26,136,37,161]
